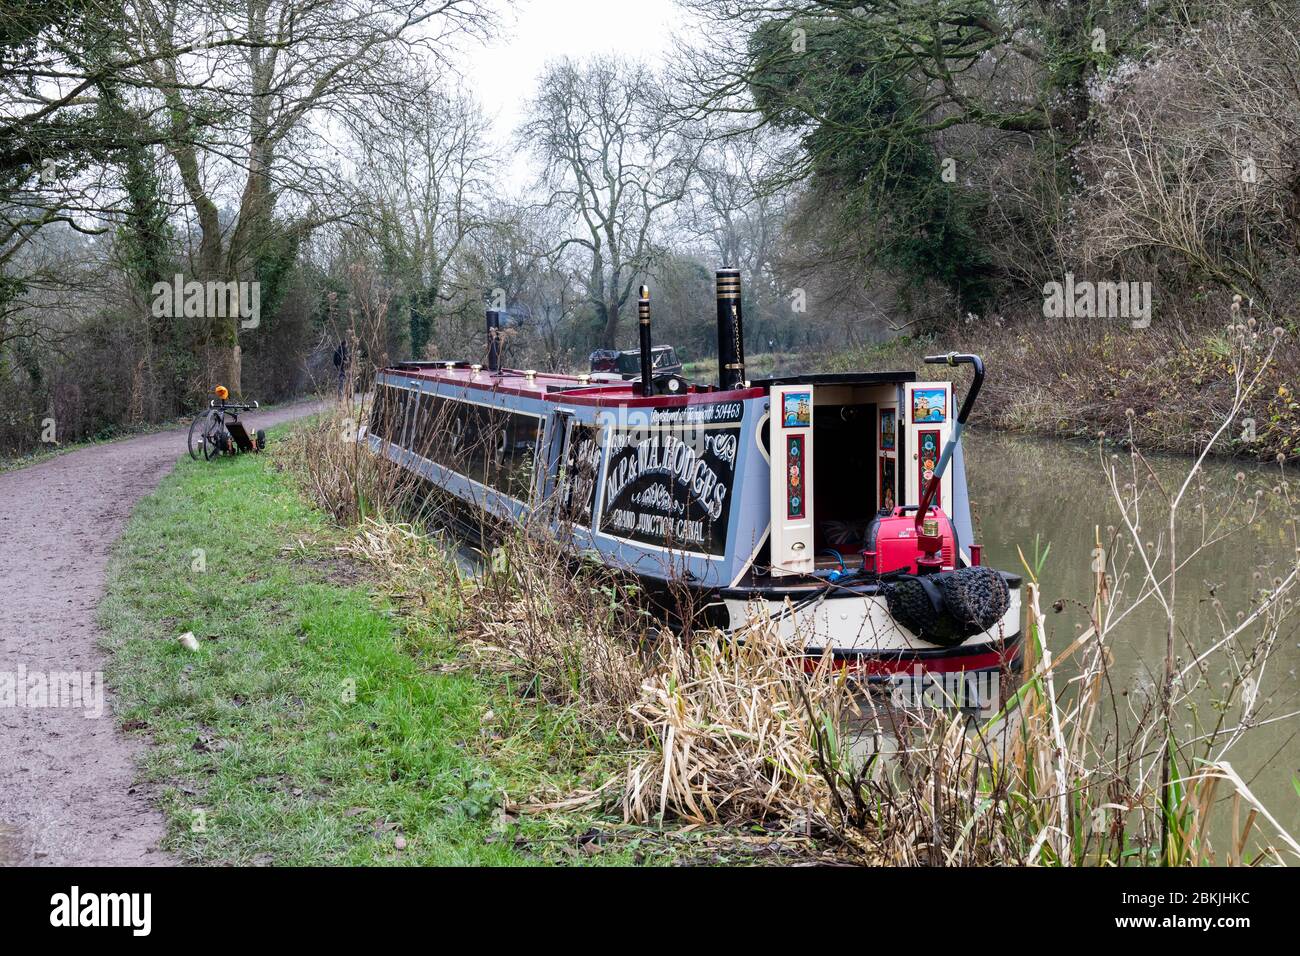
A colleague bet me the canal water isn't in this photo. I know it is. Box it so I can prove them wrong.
[963,429,1300,838]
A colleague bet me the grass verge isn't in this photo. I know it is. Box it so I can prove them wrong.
[98,420,651,865]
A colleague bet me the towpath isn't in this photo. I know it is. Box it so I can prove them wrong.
[0,400,324,865]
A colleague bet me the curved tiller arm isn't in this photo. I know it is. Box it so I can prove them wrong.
[914,352,984,532]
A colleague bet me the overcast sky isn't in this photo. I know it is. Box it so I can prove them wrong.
[462,0,691,185]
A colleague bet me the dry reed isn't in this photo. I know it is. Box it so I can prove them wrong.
[621,614,849,827]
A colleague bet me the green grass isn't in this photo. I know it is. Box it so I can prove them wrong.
[99,423,644,865]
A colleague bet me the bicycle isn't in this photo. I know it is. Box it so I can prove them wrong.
[188,387,266,461]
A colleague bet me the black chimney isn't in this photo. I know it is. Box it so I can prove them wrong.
[637,285,653,396]
[715,267,745,389]
[486,309,501,372]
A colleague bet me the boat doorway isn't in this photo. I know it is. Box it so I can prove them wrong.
[765,379,909,577]
[812,400,878,560]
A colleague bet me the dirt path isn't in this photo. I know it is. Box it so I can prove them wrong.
[0,400,325,866]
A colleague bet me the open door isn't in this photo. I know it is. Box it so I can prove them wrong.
[769,384,814,577]
[877,400,899,511]
[903,381,954,510]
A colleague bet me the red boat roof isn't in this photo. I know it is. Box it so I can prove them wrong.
[385,362,767,407]
[383,362,917,407]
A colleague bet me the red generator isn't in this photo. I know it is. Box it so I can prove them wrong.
[865,506,957,575]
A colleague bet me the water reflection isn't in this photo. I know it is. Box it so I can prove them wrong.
[964,429,1300,833]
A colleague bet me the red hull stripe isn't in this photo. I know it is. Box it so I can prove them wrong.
[803,645,1018,676]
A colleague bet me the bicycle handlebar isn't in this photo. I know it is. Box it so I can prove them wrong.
[209,400,260,411]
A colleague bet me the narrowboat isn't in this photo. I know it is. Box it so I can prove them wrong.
[365,269,1022,681]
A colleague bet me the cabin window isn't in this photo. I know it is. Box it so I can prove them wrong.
[369,383,395,442]
[557,421,600,528]
[406,394,542,504]
[400,387,421,447]
[484,407,544,501]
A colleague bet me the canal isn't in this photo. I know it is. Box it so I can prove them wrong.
[964,428,1300,837]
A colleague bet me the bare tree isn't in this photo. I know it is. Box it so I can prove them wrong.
[521,56,699,349]
[1075,4,1300,315]
[361,87,495,359]
[122,0,497,392]
[449,199,581,368]
[683,134,785,286]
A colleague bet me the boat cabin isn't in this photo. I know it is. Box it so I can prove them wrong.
[366,364,969,592]
[589,345,682,379]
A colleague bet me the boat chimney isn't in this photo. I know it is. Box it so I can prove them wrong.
[486,309,502,372]
[637,285,653,396]
[715,267,745,389]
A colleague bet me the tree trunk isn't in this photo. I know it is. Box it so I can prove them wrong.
[600,298,620,349]
[205,340,241,396]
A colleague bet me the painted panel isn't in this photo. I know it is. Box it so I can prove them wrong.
[880,455,897,511]
[918,428,942,507]
[769,384,814,577]
[781,391,811,428]
[785,434,806,519]
[597,400,743,557]
[879,407,896,451]
[903,382,953,510]
[911,387,947,423]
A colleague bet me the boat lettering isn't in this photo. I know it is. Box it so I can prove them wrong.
[599,404,743,555]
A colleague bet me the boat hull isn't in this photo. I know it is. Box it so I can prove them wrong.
[715,582,1022,680]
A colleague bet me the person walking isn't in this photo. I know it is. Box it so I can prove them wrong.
[333,338,350,399]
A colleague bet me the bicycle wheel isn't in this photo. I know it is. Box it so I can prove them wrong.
[188,410,216,461]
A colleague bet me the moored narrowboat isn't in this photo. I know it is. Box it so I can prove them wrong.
[366,271,1022,682]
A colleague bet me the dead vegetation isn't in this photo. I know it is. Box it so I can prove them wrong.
[835,301,1300,462]
[466,536,647,728]
[621,620,849,827]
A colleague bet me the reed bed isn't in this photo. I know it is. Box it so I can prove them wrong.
[461,531,648,729]
[276,398,427,525]
[622,617,849,827]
